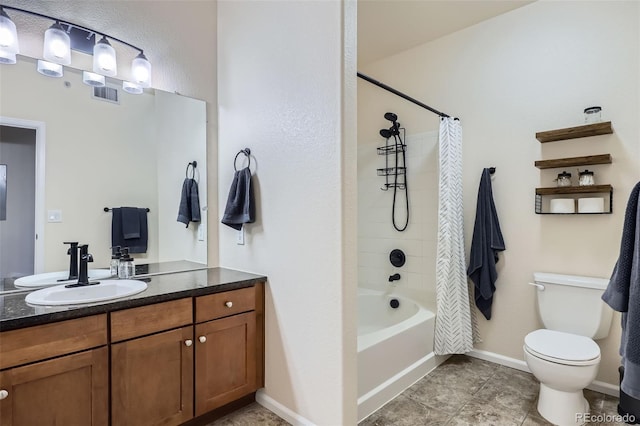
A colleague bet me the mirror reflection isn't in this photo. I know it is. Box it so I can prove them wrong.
[0,56,207,292]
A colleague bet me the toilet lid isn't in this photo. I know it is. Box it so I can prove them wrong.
[524,329,600,365]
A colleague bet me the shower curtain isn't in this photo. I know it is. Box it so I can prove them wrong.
[434,117,475,355]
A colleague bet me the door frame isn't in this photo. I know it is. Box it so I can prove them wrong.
[0,116,46,274]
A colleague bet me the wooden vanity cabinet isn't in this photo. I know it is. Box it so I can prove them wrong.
[0,282,265,426]
[0,315,108,426]
[110,299,193,426]
[194,284,264,416]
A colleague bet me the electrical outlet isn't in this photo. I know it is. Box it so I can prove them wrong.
[236,228,245,245]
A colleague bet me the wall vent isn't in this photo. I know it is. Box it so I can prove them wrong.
[92,86,119,104]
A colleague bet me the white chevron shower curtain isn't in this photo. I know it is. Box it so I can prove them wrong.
[434,117,474,355]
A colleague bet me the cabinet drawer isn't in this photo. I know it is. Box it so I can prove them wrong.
[0,314,107,370]
[196,286,255,323]
[111,298,192,342]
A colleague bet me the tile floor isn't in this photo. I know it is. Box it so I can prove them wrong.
[209,355,625,426]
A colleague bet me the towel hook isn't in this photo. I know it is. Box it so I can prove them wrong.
[234,148,251,171]
[186,161,197,179]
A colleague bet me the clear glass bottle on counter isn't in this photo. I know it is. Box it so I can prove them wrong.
[110,246,121,277]
[118,247,135,279]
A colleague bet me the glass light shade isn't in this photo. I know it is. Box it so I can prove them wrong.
[122,81,143,95]
[93,36,117,77]
[37,60,63,77]
[82,71,105,87]
[131,53,151,88]
[0,9,19,64]
[43,22,71,65]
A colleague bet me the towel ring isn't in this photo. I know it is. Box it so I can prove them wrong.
[186,161,197,179]
[234,148,251,171]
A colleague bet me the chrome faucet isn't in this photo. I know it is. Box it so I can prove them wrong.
[389,273,401,282]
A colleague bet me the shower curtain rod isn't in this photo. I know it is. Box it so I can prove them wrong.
[357,72,452,119]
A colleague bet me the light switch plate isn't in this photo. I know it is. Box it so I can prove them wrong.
[47,209,62,223]
[197,224,205,241]
[236,228,245,245]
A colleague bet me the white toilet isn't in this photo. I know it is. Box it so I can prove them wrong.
[523,272,613,426]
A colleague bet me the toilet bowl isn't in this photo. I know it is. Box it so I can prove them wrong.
[523,273,612,426]
[524,329,601,426]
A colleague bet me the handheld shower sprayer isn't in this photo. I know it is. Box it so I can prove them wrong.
[384,112,398,122]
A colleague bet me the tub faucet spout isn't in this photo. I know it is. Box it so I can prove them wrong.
[389,273,401,282]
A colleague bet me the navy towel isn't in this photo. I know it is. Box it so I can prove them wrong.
[177,178,201,227]
[468,168,505,320]
[602,181,640,399]
[221,167,255,230]
[111,207,148,254]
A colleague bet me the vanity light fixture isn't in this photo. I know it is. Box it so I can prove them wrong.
[82,71,106,87]
[131,52,151,88]
[122,80,143,94]
[43,21,71,65]
[37,59,63,77]
[93,36,117,76]
[0,7,19,64]
[0,5,152,93]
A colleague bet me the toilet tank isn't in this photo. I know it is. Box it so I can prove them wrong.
[533,272,613,340]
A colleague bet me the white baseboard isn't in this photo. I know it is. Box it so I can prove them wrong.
[256,389,315,426]
[466,349,620,397]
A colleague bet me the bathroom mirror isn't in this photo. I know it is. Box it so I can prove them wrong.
[0,56,207,290]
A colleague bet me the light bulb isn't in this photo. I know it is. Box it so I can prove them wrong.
[123,81,143,95]
[50,39,67,59]
[131,52,151,88]
[0,9,19,64]
[0,26,14,47]
[92,36,117,77]
[43,22,71,65]
[37,60,63,77]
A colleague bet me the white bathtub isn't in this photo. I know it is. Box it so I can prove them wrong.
[357,288,444,422]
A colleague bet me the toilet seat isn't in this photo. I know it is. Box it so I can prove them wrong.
[524,329,600,366]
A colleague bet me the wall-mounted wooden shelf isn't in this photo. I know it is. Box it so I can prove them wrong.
[536,121,613,143]
[534,154,612,169]
[535,184,612,195]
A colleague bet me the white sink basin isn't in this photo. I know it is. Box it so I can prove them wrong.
[15,269,112,289]
[25,279,147,306]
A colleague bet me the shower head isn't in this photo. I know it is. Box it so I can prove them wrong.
[379,128,393,139]
[384,112,398,123]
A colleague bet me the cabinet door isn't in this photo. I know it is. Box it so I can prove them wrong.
[195,311,257,415]
[111,326,194,426]
[0,346,108,426]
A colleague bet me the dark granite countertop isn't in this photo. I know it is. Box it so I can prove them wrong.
[0,267,267,332]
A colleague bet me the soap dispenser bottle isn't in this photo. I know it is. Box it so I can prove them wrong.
[118,248,135,279]
[110,246,121,277]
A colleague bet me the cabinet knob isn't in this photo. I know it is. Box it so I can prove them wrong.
[198,336,207,343]
[225,301,233,308]
[184,339,193,347]
[0,390,8,400]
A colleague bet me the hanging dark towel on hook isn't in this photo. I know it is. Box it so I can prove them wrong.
[602,181,640,399]
[468,168,505,320]
[222,167,255,230]
[177,178,201,227]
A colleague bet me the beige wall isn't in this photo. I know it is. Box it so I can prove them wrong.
[217,1,358,424]
[358,1,639,386]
